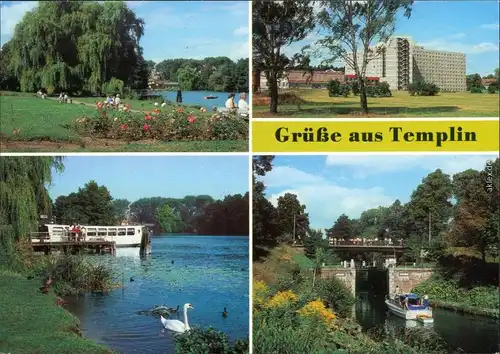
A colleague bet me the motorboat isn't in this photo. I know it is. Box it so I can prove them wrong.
[204,95,218,99]
[385,293,433,321]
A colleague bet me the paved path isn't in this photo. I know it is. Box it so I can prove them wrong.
[46,96,143,113]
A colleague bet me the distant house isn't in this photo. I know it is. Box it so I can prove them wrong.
[287,70,345,89]
[481,78,497,88]
[345,74,380,85]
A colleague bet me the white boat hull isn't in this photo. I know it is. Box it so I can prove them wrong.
[385,299,433,320]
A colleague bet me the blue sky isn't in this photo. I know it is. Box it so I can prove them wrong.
[286,1,499,76]
[49,156,249,202]
[260,154,498,230]
[0,1,249,62]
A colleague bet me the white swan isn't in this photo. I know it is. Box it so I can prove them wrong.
[160,303,194,333]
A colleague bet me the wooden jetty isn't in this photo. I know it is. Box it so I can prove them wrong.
[31,240,116,255]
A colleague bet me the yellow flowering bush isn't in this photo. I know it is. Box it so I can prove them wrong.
[253,280,269,307]
[263,290,298,309]
[297,299,336,326]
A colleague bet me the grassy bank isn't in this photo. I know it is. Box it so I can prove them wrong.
[0,268,112,354]
[413,275,499,319]
[253,90,499,117]
[0,93,248,152]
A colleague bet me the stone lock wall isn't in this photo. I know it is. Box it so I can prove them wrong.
[388,268,434,294]
[320,268,356,295]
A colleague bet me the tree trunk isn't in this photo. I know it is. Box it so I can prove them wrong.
[269,71,279,114]
[358,78,368,114]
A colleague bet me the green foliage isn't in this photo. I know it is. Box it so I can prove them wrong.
[350,81,360,95]
[53,180,115,225]
[4,1,148,94]
[101,78,124,95]
[487,84,498,94]
[0,157,63,250]
[154,57,248,93]
[315,277,355,318]
[408,81,440,96]
[156,204,182,233]
[470,87,483,93]
[326,214,354,240]
[174,327,249,354]
[73,107,248,142]
[111,198,131,222]
[275,193,310,244]
[466,73,483,91]
[253,0,315,113]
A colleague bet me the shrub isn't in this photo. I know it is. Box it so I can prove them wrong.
[470,87,483,93]
[339,84,351,97]
[351,81,360,95]
[487,84,498,94]
[174,327,249,354]
[315,277,355,318]
[374,82,392,97]
[73,106,248,142]
[408,81,440,96]
[101,78,124,95]
[327,79,343,97]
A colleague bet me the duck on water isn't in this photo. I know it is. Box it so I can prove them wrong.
[385,292,434,323]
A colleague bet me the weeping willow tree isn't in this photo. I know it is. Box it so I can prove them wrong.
[0,157,64,252]
[5,0,147,94]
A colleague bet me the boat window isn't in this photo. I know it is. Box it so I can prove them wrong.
[127,228,135,235]
[52,227,64,235]
[118,228,126,236]
[98,228,107,236]
[38,225,49,233]
[108,228,117,236]
[87,228,97,236]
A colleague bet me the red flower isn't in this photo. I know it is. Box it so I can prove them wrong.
[96,102,104,110]
[153,108,160,114]
[102,111,107,116]
[143,124,151,131]
[177,107,183,113]
[145,115,153,121]
[120,124,128,130]
[187,115,197,124]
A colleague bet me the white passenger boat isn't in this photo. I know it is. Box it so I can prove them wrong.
[32,224,147,247]
[385,293,433,321]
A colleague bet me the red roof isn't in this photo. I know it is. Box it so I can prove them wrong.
[345,75,380,81]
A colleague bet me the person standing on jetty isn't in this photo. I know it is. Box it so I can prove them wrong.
[176,87,182,104]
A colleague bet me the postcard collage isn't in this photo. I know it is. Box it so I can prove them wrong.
[0,1,499,354]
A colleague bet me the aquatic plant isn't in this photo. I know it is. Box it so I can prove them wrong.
[174,327,248,354]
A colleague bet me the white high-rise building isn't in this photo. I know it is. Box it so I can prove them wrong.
[344,36,466,91]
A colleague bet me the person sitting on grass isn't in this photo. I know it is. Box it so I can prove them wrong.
[114,94,121,109]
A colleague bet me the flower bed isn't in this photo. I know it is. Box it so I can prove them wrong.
[73,104,248,141]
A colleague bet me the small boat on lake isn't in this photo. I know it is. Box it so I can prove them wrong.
[385,293,433,321]
[204,95,218,100]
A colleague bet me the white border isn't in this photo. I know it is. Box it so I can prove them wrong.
[253,117,499,122]
[247,1,253,352]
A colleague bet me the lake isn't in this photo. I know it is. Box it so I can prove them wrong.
[66,235,249,354]
[158,90,242,108]
[356,292,500,353]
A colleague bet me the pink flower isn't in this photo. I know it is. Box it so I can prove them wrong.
[177,107,183,113]
[143,124,151,131]
[187,116,197,124]
[144,115,153,121]
[120,124,128,131]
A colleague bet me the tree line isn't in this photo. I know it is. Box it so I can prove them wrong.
[0,1,149,95]
[151,57,249,93]
[52,184,249,236]
[466,69,500,93]
[253,156,499,264]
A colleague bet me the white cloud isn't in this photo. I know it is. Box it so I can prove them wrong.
[0,1,37,44]
[418,37,499,54]
[481,23,500,30]
[325,155,496,179]
[264,167,394,229]
[233,26,249,37]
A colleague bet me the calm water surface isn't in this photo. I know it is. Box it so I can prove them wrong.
[356,292,500,353]
[159,90,243,108]
[66,235,249,354]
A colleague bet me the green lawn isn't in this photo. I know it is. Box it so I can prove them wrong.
[0,94,248,152]
[253,90,500,117]
[0,268,111,354]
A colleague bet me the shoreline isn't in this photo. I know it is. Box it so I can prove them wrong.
[430,299,499,319]
[0,268,112,354]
